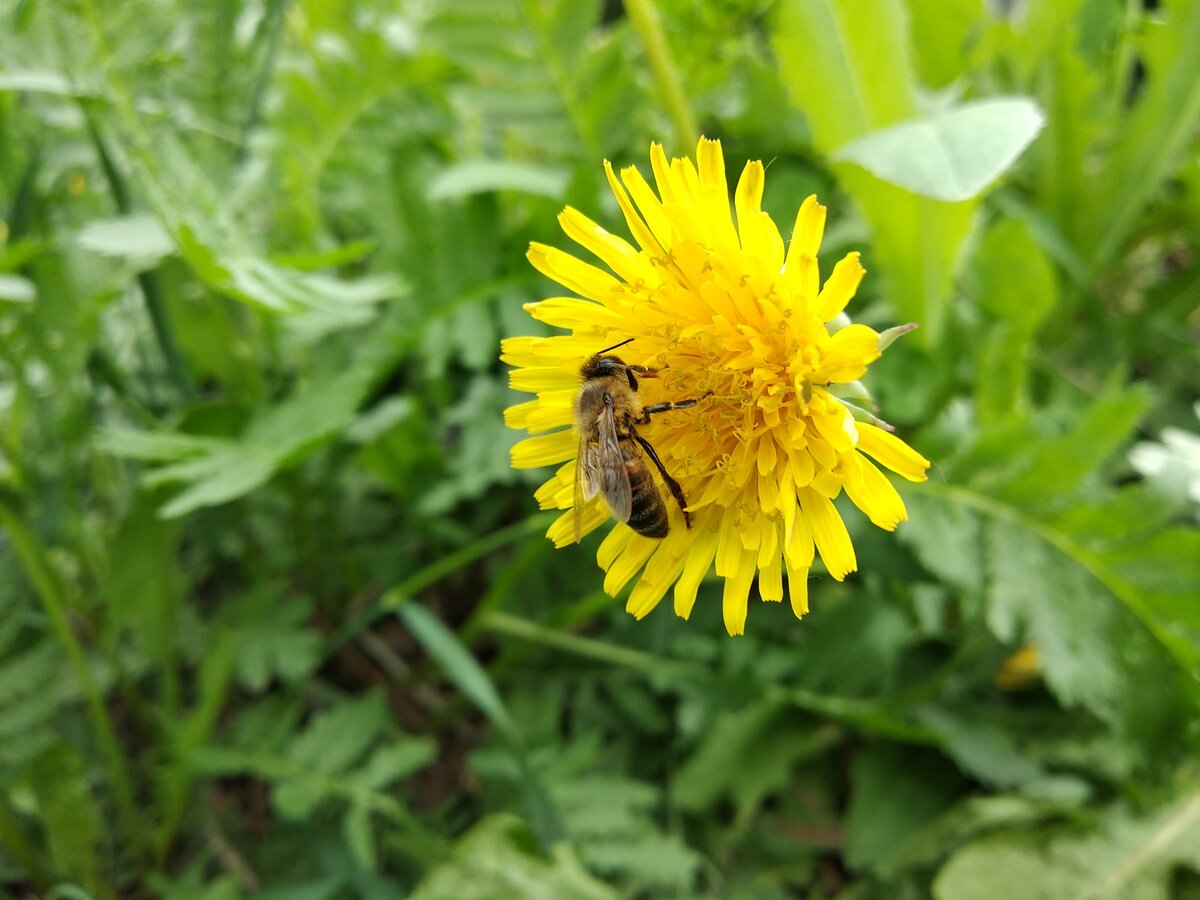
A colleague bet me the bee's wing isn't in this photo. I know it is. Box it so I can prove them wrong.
[573,432,590,544]
[596,398,633,524]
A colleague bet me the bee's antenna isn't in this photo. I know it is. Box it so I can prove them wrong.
[596,337,635,355]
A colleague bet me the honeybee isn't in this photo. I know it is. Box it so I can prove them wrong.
[573,338,707,542]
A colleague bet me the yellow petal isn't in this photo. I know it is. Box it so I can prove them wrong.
[524,297,626,331]
[557,207,655,286]
[856,423,930,482]
[784,559,810,618]
[844,454,907,531]
[696,136,740,252]
[603,534,659,596]
[618,163,674,251]
[783,195,825,301]
[814,252,864,322]
[510,428,576,468]
[734,161,785,271]
[798,487,856,580]
[505,392,574,434]
[813,323,881,384]
[547,505,607,547]
[722,546,757,636]
[527,243,620,302]
[509,366,578,393]
[673,515,720,619]
[627,536,689,620]
[759,548,784,602]
[605,161,669,257]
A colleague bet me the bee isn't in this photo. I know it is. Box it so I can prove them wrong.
[573,338,707,542]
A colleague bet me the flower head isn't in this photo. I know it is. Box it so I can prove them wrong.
[503,138,930,635]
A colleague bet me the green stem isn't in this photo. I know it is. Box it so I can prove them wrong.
[82,114,195,401]
[623,0,698,151]
[0,500,143,862]
[0,797,49,888]
[326,512,554,652]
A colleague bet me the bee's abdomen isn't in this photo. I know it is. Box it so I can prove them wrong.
[625,453,669,538]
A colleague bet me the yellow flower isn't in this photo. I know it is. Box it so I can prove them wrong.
[503,138,930,635]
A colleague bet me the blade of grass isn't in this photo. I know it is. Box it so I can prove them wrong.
[397,604,569,847]
[0,498,143,864]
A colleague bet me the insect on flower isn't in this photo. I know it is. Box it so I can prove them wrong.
[503,138,931,634]
[573,337,710,542]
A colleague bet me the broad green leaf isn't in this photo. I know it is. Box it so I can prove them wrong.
[933,794,1200,900]
[773,0,978,342]
[906,0,985,88]
[834,98,1045,202]
[915,707,1044,789]
[428,160,570,200]
[76,213,175,265]
[0,274,35,303]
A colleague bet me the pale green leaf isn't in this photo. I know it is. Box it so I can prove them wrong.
[834,98,1045,202]
[428,160,570,200]
[76,214,175,264]
[0,274,35,303]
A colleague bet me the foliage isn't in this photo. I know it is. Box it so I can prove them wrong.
[0,0,1198,896]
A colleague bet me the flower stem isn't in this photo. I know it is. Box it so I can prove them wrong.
[623,0,698,151]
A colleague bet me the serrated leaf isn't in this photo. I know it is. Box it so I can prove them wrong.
[986,521,1122,721]
[350,741,439,791]
[289,692,391,774]
[581,831,700,888]
[933,794,1200,900]
[835,98,1046,201]
[409,815,619,900]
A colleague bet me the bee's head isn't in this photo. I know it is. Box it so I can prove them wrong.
[581,353,636,389]
[581,338,639,389]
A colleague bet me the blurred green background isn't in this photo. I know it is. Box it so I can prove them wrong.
[2,0,1199,897]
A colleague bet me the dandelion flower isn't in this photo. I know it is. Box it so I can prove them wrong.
[503,138,930,635]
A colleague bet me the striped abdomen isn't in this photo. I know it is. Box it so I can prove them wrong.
[622,439,669,538]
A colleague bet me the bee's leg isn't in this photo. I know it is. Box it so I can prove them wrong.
[627,365,660,378]
[631,433,692,529]
[640,391,713,423]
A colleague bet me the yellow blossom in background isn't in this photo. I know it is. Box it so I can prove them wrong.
[503,138,930,635]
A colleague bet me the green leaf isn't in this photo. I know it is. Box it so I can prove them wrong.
[101,334,401,517]
[398,605,567,845]
[0,274,35,303]
[844,743,966,872]
[1085,0,1200,258]
[914,706,1045,789]
[834,98,1045,202]
[428,160,570,200]
[965,217,1058,424]
[933,794,1200,900]
[772,0,978,342]
[76,213,175,266]
[409,815,619,900]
